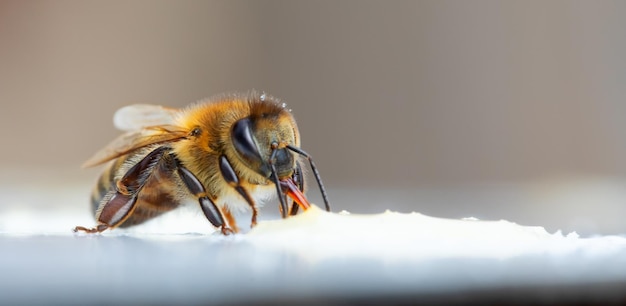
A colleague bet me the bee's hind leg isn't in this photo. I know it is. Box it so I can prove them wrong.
[73,191,139,234]
[74,147,169,234]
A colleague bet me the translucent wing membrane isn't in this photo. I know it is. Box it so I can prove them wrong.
[82,126,188,168]
[83,104,185,168]
[113,104,178,131]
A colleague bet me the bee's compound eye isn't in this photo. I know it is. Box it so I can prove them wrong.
[231,118,263,165]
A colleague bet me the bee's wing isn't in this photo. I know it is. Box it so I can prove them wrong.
[82,125,188,168]
[113,104,179,131]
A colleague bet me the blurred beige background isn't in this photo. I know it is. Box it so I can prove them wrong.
[2,1,626,234]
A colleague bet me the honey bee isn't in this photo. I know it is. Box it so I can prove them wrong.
[73,92,330,235]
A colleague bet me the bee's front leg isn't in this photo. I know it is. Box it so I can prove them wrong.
[286,145,331,212]
[218,155,259,228]
[288,161,305,216]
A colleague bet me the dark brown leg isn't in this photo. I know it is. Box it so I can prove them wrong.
[288,161,305,216]
[74,147,170,233]
[218,155,260,228]
[286,145,331,212]
[177,165,231,234]
[235,186,258,227]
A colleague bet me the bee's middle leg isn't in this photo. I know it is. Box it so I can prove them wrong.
[176,165,232,235]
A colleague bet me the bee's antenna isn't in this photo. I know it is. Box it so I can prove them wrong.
[286,145,331,212]
[269,144,289,218]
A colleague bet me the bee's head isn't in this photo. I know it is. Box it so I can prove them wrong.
[230,97,299,180]
[229,93,330,216]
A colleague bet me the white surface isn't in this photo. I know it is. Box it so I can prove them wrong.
[2,182,626,304]
[250,206,626,262]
